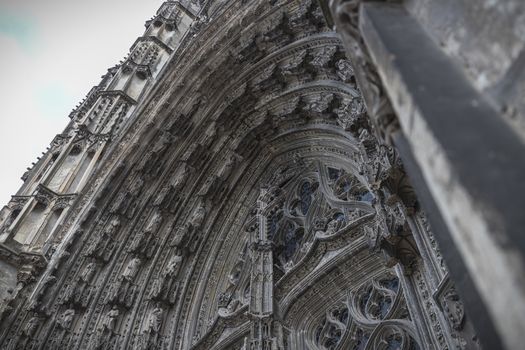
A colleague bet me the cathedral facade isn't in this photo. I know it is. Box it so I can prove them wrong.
[1,0,524,349]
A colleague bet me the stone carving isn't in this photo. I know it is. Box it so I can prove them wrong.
[441,287,465,331]
[218,248,247,311]
[303,93,334,118]
[170,205,207,256]
[110,177,145,218]
[200,121,218,148]
[149,252,183,304]
[218,154,236,181]
[89,305,121,350]
[318,219,343,236]
[308,45,337,68]
[279,50,307,78]
[145,210,163,233]
[0,1,483,350]
[334,97,366,134]
[137,305,164,349]
[122,257,142,282]
[58,308,75,330]
[80,262,98,284]
[129,210,163,258]
[153,164,189,210]
[85,217,120,262]
[365,194,419,271]
[100,305,120,333]
[188,15,209,37]
[145,305,164,334]
[335,59,354,83]
[23,316,41,339]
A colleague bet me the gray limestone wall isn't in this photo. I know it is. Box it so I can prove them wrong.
[405,0,525,140]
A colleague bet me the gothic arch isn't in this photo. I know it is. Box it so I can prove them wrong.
[0,1,478,350]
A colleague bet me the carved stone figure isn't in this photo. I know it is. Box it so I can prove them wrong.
[58,308,75,330]
[201,122,218,147]
[145,306,163,334]
[218,155,235,180]
[189,206,206,230]
[101,305,120,333]
[166,253,183,278]
[152,131,173,154]
[80,262,97,283]
[129,177,145,196]
[103,217,121,236]
[23,316,41,338]
[225,256,244,296]
[171,224,190,249]
[145,211,163,234]
[122,258,141,282]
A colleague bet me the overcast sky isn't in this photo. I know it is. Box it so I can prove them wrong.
[0,0,163,206]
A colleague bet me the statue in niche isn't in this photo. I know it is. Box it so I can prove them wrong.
[104,217,121,236]
[200,122,217,148]
[171,224,190,250]
[152,132,173,154]
[149,251,183,303]
[145,211,163,234]
[122,257,142,282]
[140,132,173,176]
[129,177,145,197]
[130,211,162,257]
[80,262,98,284]
[110,191,129,215]
[138,150,157,174]
[170,205,206,252]
[166,253,183,278]
[255,33,271,55]
[172,165,189,190]
[240,337,249,350]
[225,256,244,295]
[218,155,236,181]
[58,308,75,330]
[100,305,120,333]
[145,305,164,334]
[219,251,246,310]
[23,316,41,339]
[137,305,164,350]
[189,205,206,230]
[154,164,189,208]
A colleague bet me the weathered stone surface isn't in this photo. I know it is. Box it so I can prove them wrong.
[2,0,520,349]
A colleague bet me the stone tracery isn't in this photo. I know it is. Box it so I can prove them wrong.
[0,1,482,349]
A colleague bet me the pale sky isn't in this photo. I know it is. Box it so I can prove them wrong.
[0,0,163,205]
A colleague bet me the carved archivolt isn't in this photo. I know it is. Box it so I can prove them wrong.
[0,1,476,350]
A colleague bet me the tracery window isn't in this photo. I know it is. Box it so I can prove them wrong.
[310,274,419,350]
